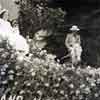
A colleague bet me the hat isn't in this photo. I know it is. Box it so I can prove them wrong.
[70,25,80,31]
[0,9,8,15]
[0,4,8,15]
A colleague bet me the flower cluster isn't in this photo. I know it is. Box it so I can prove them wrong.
[0,37,100,100]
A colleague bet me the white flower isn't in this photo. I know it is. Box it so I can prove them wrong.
[80,84,85,88]
[15,65,20,70]
[26,83,31,86]
[44,83,49,87]
[46,54,56,60]
[19,90,25,94]
[87,65,91,69]
[84,87,91,94]
[8,70,15,74]
[37,90,42,95]
[16,54,25,62]
[1,71,6,75]
[31,72,36,76]
[95,93,99,97]
[54,83,59,87]
[2,80,8,84]
[90,82,96,87]
[60,90,64,94]
[4,64,9,68]
[69,83,74,89]
[89,69,96,76]
[76,90,80,95]
[8,75,14,80]
[14,81,18,85]
[40,50,45,56]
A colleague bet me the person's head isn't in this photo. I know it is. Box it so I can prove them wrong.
[2,10,9,21]
[11,19,18,27]
[0,8,9,21]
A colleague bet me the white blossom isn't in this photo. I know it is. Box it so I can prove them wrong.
[8,70,15,74]
[2,80,8,84]
[16,54,25,62]
[1,71,6,75]
[8,75,14,80]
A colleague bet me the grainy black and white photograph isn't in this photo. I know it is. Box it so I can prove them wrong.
[0,0,100,100]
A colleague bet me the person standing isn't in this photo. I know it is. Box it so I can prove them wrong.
[65,25,82,65]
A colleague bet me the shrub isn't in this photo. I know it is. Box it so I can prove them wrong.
[0,43,100,100]
[18,0,66,38]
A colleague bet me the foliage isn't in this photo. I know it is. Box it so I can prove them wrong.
[1,0,100,100]
[18,0,66,38]
[0,40,100,100]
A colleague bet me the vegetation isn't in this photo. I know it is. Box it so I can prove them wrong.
[0,0,100,100]
[1,42,100,100]
[18,0,66,38]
